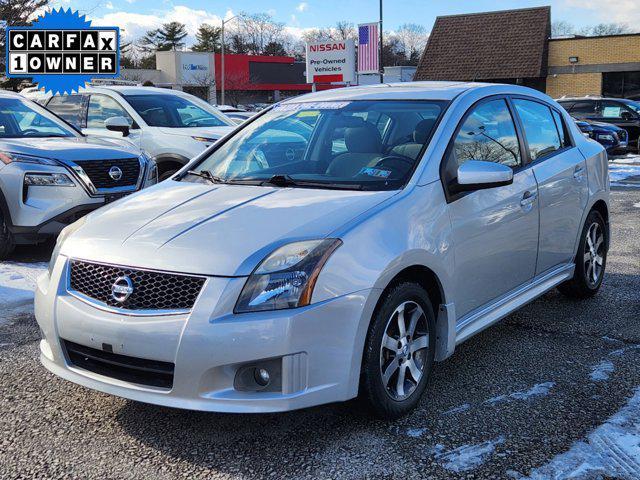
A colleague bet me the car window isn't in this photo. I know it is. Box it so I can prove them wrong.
[123,94,233,128]
[551,110,570,148]
[47,95,86,128]
[449,99,521,176]
[87,94,133,128]
[569,101,596,116]
[0,97,75,138]
[513,99,561,161]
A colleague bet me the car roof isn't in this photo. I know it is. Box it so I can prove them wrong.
[557,96,634,102]
[78,85,191,97]
[281,81,499,103]
[0,90,26,99]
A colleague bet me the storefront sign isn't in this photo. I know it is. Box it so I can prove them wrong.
[305,40,355,84]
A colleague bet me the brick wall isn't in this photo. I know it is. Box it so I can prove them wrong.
[546,72,602,98]
[548,35,640,67]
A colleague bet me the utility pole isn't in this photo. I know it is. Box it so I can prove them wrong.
[220,14,243,106]
[379,0,384,84]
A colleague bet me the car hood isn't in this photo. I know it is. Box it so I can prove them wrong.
[62,181,397,276]
[0,136,141,162]
[157,126,235,139]
[585,121,624,132]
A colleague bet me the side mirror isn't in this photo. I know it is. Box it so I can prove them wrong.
[456,160,514,192]
[104,116,130,137]
[620,111,635,121]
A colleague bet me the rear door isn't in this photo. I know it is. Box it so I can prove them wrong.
[512,97,588,274]
[443,97,539,318]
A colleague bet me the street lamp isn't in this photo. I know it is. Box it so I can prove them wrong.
[221,14,245,106]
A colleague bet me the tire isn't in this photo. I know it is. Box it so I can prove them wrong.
[360,282,436,419]
[558,210,607,298]
[0,210,15,260]
[158,169,179,182]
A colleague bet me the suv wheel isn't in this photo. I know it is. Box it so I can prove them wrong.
[360,282,436,419]
[558,210,607,298]
[0,210,15,260]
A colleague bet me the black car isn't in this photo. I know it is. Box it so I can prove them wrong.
[573,118,629,155]
[557,97,640,151]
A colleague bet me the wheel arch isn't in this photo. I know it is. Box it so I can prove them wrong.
[152,153,191,179]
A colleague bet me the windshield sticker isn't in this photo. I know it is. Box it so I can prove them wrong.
[275,101,352,112]
[359,167,391,179]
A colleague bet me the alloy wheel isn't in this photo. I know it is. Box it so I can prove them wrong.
[379,301,429,401]
[583,222,605,287]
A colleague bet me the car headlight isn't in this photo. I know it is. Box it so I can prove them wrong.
[48,216,87,275]
[0,152,59,165]
[597,134,615,142]
[144,157,158,186]
[235,239,342,313]
[24,173,75,186]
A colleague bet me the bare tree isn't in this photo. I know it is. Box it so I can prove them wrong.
[394,23,428,63]
[228,12,287,55]
[580,23,630,36]
[551,20,575,38]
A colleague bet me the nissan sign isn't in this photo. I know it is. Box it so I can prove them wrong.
[305,40,355,84]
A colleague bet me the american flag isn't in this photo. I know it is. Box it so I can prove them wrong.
[358,23,379,74]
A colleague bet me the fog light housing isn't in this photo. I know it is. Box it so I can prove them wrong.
[234,358,282,392]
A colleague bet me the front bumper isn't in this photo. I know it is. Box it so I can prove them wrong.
[35,257,376,413]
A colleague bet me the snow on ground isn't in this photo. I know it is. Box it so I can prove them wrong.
[521,387,640,479]
[484,382,555,406]
[433,437,505,473]
[0,262,48,319]
[590,360,615,382]
[610,153,640,187]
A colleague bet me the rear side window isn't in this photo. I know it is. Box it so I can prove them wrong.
[568,101,596,116]
[551,109,569,148]
[513,99,561,161]
[47,95,86,128]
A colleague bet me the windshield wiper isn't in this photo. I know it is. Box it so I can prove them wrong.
[261,174,299,187]
[260,174,365,190]
[186,170,227,184]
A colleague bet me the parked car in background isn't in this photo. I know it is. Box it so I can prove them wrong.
[37,82,609,419]
[573,117,628,155]
[20,86,51,105]
[557,96,640,151]
[216,105,256,125]
[45,87,236,181]
[0,91,156,259]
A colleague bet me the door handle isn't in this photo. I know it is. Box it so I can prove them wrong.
[573,165,585,180]
[520,190,538,209]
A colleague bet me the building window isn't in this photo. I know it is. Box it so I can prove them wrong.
[603,71,640,99]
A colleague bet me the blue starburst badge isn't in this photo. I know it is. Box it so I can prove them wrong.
[6,8,120,94]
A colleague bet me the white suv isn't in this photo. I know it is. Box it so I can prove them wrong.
[45,86,235,180]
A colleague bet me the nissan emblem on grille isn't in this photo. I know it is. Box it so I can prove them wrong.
[108,166,123,181]
[111,276,134,302]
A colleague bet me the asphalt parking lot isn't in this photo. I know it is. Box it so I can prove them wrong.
[1,186,639,479]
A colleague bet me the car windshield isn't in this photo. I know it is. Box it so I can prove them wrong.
[185,100,446,190]
[0,97,76,138]
[124,94,233,128]
[621,100,640,113]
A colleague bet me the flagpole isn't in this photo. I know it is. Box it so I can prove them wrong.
[379,0,383,83]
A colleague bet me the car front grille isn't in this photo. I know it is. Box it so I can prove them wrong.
[617,130,627,142]
[69,260,206,312]
[62,339,174,389]
[75,158,140,189]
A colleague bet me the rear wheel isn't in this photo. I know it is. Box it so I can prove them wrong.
[360,282,436,419]
[0,210,15,260]
[558,210,607,298]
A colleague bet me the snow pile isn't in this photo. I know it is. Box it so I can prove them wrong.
[443,403,471,415]
[484,382,555,406]
[590,360,615,381]
[610,154,640,187]
[0,262,48,317]
[433,436,505,473]
[522,387,640,479]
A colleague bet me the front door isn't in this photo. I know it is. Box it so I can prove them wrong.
[83,94,142,147]
[443,98,539,318]
[512,99,589,274]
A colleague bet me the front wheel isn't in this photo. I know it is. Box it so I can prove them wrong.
[558,210,607,298]
[360,282,436,419]
[0,210,15,260]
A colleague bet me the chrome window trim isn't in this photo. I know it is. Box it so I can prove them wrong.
[65,258,208,317]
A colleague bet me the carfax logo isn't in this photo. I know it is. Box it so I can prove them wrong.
[6,8,119,94]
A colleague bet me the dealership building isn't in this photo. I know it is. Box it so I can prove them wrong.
[414,6,640,99]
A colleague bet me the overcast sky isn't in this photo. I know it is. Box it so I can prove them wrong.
[49,0,640,44]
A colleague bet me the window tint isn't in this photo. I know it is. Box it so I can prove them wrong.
[569,101,596,116]
[513,99,561,161]
[124,94,232,128]
[551,109,569,148]
[47,95,86,128]
[87,94,133,128]
[450,99,521,174]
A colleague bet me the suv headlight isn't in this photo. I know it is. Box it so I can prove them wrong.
[48,216,87,275]
[597,134,615,142]
[235,239,342,313]
[0,152,59,165]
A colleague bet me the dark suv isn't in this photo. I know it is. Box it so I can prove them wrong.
[557,97,640,151]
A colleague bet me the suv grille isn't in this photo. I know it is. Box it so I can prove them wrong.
[76,158,140,189]
[63,339,174,389]
[69,260,206,312]
[617,130,627,142]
